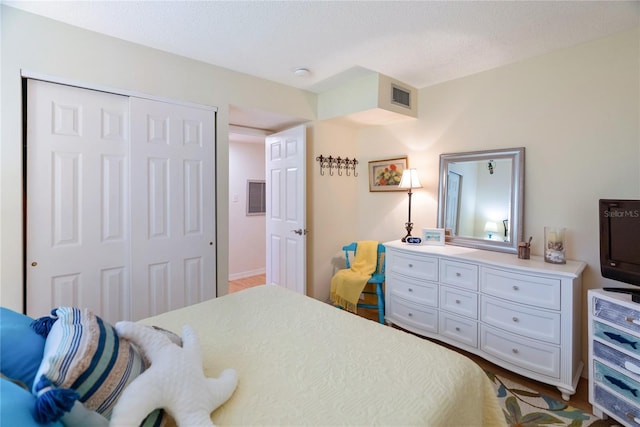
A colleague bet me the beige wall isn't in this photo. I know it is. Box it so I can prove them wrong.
[353,26,639,277]
[0,6,315,311]
[309,27,640,369]
[228,141,266,279]
[306,122,360,300]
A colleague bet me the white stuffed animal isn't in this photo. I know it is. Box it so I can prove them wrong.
[110,322,238,427]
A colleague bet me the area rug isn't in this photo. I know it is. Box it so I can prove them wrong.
[485,370,619,427]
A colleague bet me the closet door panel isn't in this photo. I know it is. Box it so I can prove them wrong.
[26,80,130,323]
[130,97,215,320]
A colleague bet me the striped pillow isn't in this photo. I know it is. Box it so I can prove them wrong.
[32,307,163,425]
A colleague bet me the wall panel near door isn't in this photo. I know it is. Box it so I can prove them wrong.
[26,79,216,323]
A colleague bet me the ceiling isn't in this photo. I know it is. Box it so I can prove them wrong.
[5,0,639,133]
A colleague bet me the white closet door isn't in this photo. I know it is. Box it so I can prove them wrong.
[26,80,130,322]
[26,80,216,323]
[129,97,216,320]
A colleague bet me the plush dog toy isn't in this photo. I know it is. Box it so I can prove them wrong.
[110,322,238,427]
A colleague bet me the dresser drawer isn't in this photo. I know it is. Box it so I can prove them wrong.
[389,251,438,282]
[440,259,478,291]
[594,297,640,336]
[388,274,438,307]
[594,384,640,426]
[481,296,560,344]
[388,296,437,333]
[439,312,478,348]
[481,267,560,310]
[595,360,640,406]
[480,325,560,378]
[440,285,478,319]
[593,321,640,359]
[594,340,640,378]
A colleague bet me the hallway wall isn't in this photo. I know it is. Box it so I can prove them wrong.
[229,140,266,279]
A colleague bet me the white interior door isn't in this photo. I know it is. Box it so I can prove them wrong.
[265,125,306,294]
[26,80,130,322]
[26,80,216,323]
[129,97,216,320]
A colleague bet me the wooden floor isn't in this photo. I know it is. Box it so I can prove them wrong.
[228,273,266,293]
[227,275,593,414]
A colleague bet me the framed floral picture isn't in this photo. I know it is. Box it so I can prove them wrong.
[368,157,408,192]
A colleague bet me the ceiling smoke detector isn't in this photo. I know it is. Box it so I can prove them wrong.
[293,68,311,77]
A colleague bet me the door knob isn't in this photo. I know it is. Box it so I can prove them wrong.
[292,229,308,235]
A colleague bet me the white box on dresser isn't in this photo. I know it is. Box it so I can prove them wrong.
[588,289,640,426]
[384,240,586,400]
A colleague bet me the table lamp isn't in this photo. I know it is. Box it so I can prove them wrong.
[484,221,498,239]
[399,168,422,242]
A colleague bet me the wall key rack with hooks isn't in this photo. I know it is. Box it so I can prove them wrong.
[315,155,358,177]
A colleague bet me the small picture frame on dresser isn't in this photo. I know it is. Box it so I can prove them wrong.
[422,228,445,246]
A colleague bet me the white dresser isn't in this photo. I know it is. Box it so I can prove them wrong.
[384,240,586,400]
[588,289,640,426]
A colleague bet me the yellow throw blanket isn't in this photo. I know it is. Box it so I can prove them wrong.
[330,241,379,313]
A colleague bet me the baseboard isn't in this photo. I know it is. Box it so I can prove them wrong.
[229,268,266,281]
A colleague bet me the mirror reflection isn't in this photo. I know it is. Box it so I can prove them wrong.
[437,148,525,254]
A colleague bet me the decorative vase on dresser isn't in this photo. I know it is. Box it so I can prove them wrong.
[384,240,586,400]
[588,288,640,426]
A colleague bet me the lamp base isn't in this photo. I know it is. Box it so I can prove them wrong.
[401,222,414,243]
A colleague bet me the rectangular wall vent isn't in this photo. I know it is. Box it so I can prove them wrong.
[391,84,411,109]
[246,180,266,216]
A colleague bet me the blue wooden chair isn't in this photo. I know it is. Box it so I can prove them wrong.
[342,242,386,324]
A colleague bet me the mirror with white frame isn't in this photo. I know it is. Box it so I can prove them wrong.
[437,147,525,254]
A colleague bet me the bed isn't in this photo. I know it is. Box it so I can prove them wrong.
[140,284,506,426]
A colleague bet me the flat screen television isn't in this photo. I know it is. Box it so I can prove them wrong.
[600,199,640,302]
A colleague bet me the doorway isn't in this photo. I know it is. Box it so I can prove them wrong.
[227,107,307,294]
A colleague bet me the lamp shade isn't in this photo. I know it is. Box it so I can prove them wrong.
[484,221,498,232]
[399,169,422,189]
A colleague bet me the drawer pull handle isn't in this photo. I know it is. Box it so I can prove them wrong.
[512,285,519,291]
[455,272,461,277]
[605,375,639,397]
[603,332,639,349]
[626,317,640,326]
[625,413,640,424]
[512,348,519,354]
[512,317,519,322]
[408,288,413,292]
[625,361,640,375]
[408,263,413,268]
[455,327,461,332]
[455,299,461,304]
[408,312,413,317]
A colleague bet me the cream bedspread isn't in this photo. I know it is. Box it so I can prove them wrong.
[141,285,506,426]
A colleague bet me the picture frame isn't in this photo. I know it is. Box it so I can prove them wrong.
[368,157,408,192]
[422,228,445,246]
